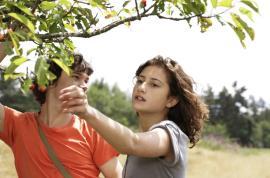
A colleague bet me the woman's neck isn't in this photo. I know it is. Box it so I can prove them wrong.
[138,112,167,131]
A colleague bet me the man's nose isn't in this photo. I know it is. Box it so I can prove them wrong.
[79,82,87,92]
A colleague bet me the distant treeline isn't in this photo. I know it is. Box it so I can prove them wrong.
[1,76,269,148]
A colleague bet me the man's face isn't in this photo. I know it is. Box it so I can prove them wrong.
[55,71,90,93]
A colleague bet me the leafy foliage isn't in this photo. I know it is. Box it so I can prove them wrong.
[0,0,259,88]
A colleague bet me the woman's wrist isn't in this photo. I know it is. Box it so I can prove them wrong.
[81,105,98,123]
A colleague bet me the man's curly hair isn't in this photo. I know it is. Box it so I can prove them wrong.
[32,53,93,105]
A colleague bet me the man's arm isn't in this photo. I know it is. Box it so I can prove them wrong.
[0,43,6,132]
[0,104,4,132]
[0,42,6,132]
[99,157,122,178]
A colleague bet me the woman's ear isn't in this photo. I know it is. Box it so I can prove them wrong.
[166,96,179,108]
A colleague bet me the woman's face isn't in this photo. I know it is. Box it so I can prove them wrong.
[132,65,175,115]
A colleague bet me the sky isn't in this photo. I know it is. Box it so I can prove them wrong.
[71,0,270,105]
[1,0,269,106]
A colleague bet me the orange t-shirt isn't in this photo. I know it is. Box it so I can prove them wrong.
[0,106,118,178]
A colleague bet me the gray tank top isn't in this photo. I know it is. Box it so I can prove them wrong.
[122,120,189,178]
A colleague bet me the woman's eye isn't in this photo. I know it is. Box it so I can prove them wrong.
[136,79,144,84]
[150,82,159,87]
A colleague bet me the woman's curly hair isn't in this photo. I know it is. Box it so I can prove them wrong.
[32,53,93,105]
[135,55,209,147]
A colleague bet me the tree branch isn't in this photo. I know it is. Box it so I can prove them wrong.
[31,0,42,14]
[134,0,141,20]
[38,13,153,41]
[62,2,76,19]
[156,14,203,21]
[156,8,231,21]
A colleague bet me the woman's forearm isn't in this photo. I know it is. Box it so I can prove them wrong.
[84,106,139,154]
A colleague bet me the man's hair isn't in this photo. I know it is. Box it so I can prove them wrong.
[32,53,93,105]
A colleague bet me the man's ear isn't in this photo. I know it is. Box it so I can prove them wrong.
[166,96,179,108]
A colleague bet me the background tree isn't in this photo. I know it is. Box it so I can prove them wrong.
[88,79,137,127]
[0,0,259,89]
[203,81,270,148]
[0,69,39,111]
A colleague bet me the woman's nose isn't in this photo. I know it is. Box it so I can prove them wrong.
[137,82,147,92]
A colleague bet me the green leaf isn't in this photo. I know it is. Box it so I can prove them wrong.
[123,0,131,7]
[5,56,28,74]
[27,48,36,55]
[231,13,254,40]
[39,19,48,31]
[8,2,34,17]
[8,30,20,55]
[21,78,32,93]
[228,22,246,48]
[29,34,42,44]
[51,58,71,76]
[81,18,91,30]
[35,56,50,86]
[211,0,217,8]
[2,41,14,55]
[218,0,233,7]
[87,0,107,9]
[241,0,259,13]
[4,73,24,80]
[64,39,75,51]
[40,1,57,11]
[59,0,71,9]
[13,30,28,41]
[239,7,254,22]
[64,23,75,32]
[216,15,226,26]
[46,71,57,81]
[8,13,35,33]
[123,8,131,14]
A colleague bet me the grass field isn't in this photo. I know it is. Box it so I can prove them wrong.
[1,140,270,178]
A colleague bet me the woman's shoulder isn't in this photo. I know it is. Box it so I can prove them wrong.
[150,120,189,142]
[151,120,180,132]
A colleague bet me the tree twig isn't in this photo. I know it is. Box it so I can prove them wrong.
[31,0,42,14]
[134,0,141,20]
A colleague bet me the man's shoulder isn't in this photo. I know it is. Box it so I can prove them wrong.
[2,105,36,120]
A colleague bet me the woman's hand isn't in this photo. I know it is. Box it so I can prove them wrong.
[59,85,91,119]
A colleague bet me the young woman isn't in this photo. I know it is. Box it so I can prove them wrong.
[0,43,122,178]
[60,55,209,178]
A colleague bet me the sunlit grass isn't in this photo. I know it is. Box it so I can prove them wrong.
[1,140,270,178]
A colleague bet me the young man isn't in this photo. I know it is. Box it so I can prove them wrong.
[0,43,122,178]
